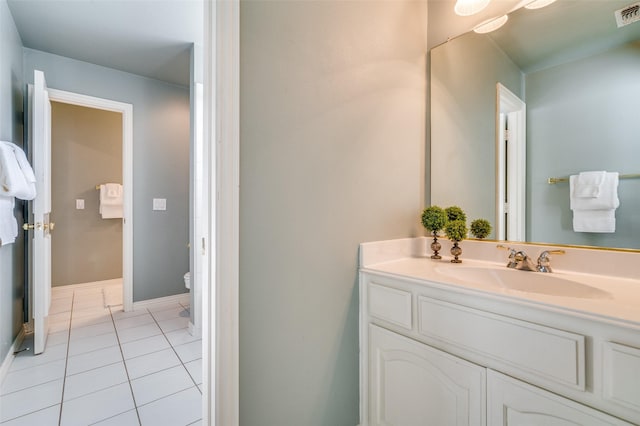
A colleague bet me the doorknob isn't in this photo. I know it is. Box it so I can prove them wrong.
[22,222,42,230]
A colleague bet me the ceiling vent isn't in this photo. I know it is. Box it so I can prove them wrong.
[615,3,640,27]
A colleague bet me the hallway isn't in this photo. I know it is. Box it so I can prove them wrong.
[0,281,202,425]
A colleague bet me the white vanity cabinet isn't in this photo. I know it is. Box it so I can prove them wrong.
[359,271,640,426]
[369,324,486,426]
[488,370,630,426]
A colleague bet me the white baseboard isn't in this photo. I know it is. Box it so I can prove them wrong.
[133,292,190,311]
[188,321,201,338]
[0,326,26,384]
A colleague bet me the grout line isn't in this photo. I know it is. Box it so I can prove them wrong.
[57,291,75,426]
[109,304,143,426]
[147,307,201,389]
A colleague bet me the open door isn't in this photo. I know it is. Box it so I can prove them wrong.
[30,69,53,354]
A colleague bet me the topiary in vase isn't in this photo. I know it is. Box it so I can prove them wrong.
[445,219,467,263]
[444,205,467,223]
[421,206,448,259]
[470,218,492,239]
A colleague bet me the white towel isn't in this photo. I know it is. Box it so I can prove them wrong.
[0,141,37,200]
[570,172,619,233]
[573,171,605,198]
[0,195,18,246]
[570,172,619,211]
[99,183,123,219]
[573,209,616,233]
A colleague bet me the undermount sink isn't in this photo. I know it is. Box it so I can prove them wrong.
[435,264,612,299]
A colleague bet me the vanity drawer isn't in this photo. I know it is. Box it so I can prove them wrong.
[603,342,640,412]
[368,282,412,330]
[418,296,585,391]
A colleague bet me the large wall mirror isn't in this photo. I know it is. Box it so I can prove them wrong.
[431,0,640,250]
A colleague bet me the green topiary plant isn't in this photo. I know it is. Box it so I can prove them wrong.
[445,219,467,263]
[470,218,492,239]
[421,206,448,233]
[421,206,448,260]
[445,206,467,223]
[444,220,467,242]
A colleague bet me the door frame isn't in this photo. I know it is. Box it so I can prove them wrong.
[496,83,526,242]
[204,0,240,424]
[47,88,134,311]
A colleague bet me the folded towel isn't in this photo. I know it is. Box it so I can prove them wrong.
[0,195,18,246]
[573,209,616,233]
[574,171,605,198]
[99,183,123,219]
[0,141,36,200]
[570,172,619,211]
[100,205,123,219]
[99,183,123,206]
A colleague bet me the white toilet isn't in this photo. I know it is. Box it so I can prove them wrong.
[184,272,191,290]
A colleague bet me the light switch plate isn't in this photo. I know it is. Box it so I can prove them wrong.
[153,198,167,211]
[76,199,85,209]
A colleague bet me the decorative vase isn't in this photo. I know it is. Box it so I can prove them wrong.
[450,241,462,263]
[430,231,442,260]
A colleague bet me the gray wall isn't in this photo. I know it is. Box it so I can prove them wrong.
[431,32,522,234]
[240,1,427,425]
[0,0,23,363]
[51,102,123,286]
[23,48,190,302]
[526,42,640,248]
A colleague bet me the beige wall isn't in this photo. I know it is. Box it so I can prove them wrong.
[240,1,428,424]
[51,101,122,286]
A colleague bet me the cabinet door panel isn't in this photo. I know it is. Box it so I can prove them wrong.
[369,325,485,426]
[488,370,633,426]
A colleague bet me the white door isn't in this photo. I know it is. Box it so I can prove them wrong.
[369,324,486,426]
[31,69,53,355]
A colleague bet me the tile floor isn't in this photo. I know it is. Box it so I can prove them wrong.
[0,281,202,425]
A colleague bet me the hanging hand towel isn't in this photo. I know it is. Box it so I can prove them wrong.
[570,172,619,233]
[570,172,619,211]
[0,195,18,246]
[99,183,123,219]
[0,141,37,200]
[573,171,605,198]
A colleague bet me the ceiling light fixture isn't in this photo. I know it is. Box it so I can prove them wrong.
[524,0,558,10]
[454,0,491,16]
[473,15,509,33]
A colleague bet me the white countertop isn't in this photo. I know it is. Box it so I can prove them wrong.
[360,238,640,327]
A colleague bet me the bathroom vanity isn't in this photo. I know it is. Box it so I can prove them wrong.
[359,238,640,426]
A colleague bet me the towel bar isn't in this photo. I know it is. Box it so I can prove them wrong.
[548,173,640,184]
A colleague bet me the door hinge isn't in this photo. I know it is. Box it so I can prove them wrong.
[201,237,206,255]
[504,129,510,141]
[504,202,510,214]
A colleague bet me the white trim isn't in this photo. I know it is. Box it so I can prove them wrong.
[496,83,526,242]
[132,293,190,310]
[51,278,122,293]
[203,0,240,424]
[0,326,26,384]
[47,89,134,312]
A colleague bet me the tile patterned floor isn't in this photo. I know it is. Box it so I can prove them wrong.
[0,282,202,425]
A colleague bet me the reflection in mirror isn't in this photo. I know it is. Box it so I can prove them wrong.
[430,0,640,250]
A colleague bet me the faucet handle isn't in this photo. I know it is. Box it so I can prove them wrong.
[537,249,565,273]
[497,244,518,268]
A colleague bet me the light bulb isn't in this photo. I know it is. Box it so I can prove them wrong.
[454,0,491,16]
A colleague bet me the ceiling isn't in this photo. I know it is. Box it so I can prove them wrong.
[7,0,204,87]
[489,0,640,73]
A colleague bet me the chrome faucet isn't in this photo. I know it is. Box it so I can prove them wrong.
[497,245,565,272]
[512,250,537,271]
[536,250,565,273]
[498,245,536,271]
